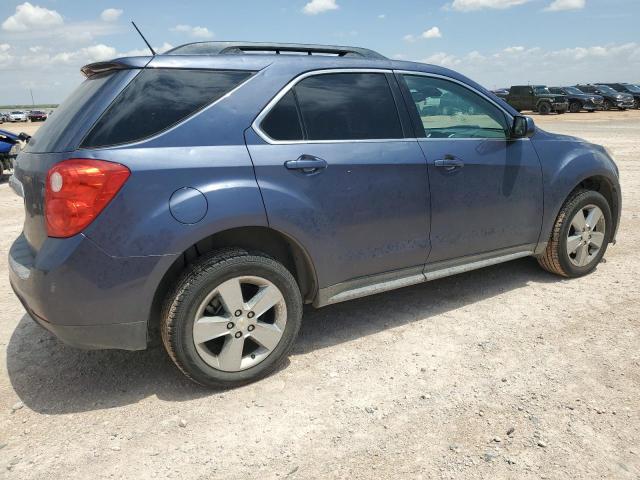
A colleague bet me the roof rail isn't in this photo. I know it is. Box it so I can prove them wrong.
[165,41,387,59]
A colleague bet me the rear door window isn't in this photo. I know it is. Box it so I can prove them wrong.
[259,72,403,142]
[82,69,253,148]
[295,73,403,141]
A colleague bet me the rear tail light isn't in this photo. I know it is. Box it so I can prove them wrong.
[45,159,130,238]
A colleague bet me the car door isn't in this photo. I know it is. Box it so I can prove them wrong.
[398,73,543,265]
[246,70,431,289]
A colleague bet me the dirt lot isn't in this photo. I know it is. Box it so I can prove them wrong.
[0,111,639,479]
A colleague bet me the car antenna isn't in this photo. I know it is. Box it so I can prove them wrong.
[131,21,156,56]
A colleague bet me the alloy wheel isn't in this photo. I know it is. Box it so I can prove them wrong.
[566,204,606,267]
[192,276,287,372]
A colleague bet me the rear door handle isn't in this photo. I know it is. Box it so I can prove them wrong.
[284,155,328,174]
[434,155,464,171]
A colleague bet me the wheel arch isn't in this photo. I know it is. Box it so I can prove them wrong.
[537,173,621,255]
[148,226,318,342]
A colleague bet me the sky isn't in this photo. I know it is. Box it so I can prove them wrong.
[0,0,639,104]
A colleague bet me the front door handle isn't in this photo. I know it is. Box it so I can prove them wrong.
[434,155,464,171]
[284,155,328,174]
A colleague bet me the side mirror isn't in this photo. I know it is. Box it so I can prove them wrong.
[511,115,535,139]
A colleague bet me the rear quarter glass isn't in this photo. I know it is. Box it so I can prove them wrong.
[81,69,254,148]
[25,70,131,154]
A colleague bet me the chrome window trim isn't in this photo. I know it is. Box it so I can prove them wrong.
[252,68,414,145]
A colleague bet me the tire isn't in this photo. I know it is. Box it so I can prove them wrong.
[161,248,303,388]
[537,190,612,278]
[538,102,552,115]
[603,100,613,111]
[569,102,582,113]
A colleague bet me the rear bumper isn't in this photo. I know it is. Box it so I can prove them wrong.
[8,232,178,351]
[12,285,147,350]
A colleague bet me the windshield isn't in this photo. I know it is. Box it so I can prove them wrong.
[624,84,640,93]
[534,86,551,95]
[564,87,583,95]
[596,85,618,95]
[11,111,22,114]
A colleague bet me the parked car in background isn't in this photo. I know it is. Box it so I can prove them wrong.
[491,88,510,99]
[9,41,621,387]
[0,128,22,174]
[0,113,8,123]
[549,86,603,113]
[597,83,640,109]
[27,110,48,122]
[505,85,569,114]
[8,111,28,122]
[576,84,634,111]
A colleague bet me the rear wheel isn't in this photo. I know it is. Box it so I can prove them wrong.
[161,249,303,387]
[538,102,552,115]
[603,100,613,111]
[537,190,611,278]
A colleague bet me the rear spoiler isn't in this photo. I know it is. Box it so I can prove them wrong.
[81,56,152,78]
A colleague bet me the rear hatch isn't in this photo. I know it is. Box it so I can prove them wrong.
[14,59,146,253]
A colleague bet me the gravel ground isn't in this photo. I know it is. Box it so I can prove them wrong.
[0,111,639,479]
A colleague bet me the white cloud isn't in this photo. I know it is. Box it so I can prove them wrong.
[2,2,63,32]
[378,14,386,19]
[416,42,640,89]
[171,24,214,39]
[303,0,339,15]
[422,26,442,39]
[450,0,532,11]
[0,43,10,52]
[100,8,123,22]
[405,27,442,42]
[545,0,585,11]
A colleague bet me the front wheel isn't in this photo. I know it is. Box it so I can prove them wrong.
[161,249,303,387]
[569,102,582,113]
[538,190,612,278]
[603,100,613,111]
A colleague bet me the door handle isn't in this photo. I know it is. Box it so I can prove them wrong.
[434,155,464,171]
[284,155,328,174]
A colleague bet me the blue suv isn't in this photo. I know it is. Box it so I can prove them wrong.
[9,42,621,387]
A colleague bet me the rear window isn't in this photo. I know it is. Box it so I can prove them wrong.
[26,71,119,153]
[81,69,253,148]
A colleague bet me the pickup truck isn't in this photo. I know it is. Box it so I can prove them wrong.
[504,85,569,115]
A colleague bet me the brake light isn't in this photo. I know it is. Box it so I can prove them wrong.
[45,159,130,238]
